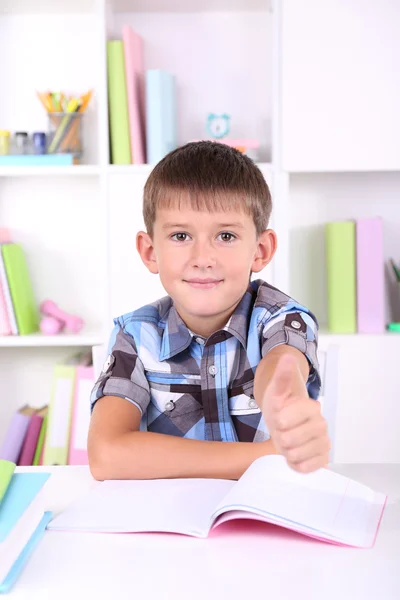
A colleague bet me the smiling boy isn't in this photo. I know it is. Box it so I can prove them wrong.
[88,141,330,481]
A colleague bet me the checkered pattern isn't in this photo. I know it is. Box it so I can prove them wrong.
[90,279,321,442]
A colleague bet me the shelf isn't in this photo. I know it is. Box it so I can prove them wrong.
[318,330,400,347]
[0,330,105,348]
[0,166,101,178]
[112,0,272,12]
[0,0,97,14]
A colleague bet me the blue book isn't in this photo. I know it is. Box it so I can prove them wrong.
[145,70,177,164]
[0,154,76,167]
[0,467,51,593]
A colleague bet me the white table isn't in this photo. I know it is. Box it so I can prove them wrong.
[11,464,400,600]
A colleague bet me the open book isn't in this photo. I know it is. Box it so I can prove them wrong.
[0,460,51,593]
[48,455,387,548]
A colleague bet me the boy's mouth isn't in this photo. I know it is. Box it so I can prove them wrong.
[184,278,223,290]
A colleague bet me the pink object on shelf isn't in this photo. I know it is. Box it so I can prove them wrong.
[0,228,11,244]
[356,217,385,333]
[40,299,84,333]
[122,24,146,164]
[68,365,95,465]
[40,316,64,335]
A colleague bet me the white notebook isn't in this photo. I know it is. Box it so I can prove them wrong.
[48,455,387,548]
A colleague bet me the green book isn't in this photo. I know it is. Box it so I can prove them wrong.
[32,411,48,466]
[1,244,39,335]
[325,221,357,333]
[0,460,15,503]
[107,40,132,165]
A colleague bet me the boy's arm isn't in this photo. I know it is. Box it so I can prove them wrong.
[88,395,277,481]
[254,345,330,473]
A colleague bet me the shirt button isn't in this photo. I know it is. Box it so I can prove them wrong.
[248,399,258,409]
[208,365,218,376]
[290,320,301,330]
[196,337,205,345]
[165,401,175,412]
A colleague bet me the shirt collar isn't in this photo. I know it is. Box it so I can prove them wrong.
[159,280,259,361]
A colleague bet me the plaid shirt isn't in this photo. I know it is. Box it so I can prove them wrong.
[90,279,320,443]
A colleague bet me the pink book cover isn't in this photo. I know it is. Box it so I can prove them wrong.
[18,413,44,466]
[68,365,95,465]
[122,24,146,164]
[356,217,385,333]
[0,229,12,335]
[0,271,11,335]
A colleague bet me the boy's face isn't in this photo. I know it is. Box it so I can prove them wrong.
[137,205,276,337]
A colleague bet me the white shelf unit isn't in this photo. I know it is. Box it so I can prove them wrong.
[0,0,399,462]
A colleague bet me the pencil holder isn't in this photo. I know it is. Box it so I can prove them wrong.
[47,112,83,156]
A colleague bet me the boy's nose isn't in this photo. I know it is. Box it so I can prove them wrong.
[190,240,217,269]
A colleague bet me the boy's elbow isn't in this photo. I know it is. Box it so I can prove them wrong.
[87,436,115,481]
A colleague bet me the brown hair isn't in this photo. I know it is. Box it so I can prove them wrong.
[143,141,272,237]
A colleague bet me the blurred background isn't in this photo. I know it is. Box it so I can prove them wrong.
[0,0,399,467]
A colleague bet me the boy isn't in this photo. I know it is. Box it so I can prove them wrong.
[88,141,330,481]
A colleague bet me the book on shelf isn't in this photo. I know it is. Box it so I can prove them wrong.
[356,217,385,333]
[0,459,51,593]
[18,407,47,467]
[48,455,387,549]
[325,221,357,333]
[107,40,132,165]
[146,69,176,165]
[0,243,39,335]
[325,218,386,334]
[0,406,37,464]
[122,24,146,164]
[43,351,94,467]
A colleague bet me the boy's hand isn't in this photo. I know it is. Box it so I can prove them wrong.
[263,353,330,473]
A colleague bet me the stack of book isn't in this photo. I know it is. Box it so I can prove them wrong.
[0,353,94,467]
[0,459,51,593]
[325,216,385,333]
[0,238,39,336]
[107,25,176,165]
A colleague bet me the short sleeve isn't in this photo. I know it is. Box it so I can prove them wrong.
[90,323,150,414]
[261,308,321,400]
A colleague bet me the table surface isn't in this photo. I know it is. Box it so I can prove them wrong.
[10,463,400,600]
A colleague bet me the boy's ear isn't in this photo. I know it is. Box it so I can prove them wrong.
[136,231,159,274]
[251,229,277,273]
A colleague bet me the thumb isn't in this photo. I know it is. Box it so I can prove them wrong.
[266,353,299,409]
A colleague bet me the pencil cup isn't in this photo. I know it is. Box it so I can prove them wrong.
[47,112,83,156]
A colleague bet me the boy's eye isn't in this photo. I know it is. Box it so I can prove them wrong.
[217,232,236,243]
[171,232,189,242]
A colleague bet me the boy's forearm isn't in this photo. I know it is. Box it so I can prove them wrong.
[89,431,277,481]
[254,345,309,410]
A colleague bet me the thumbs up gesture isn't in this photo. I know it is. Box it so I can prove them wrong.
[263,353,330,473]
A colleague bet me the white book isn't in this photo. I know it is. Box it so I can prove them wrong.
[48,455,387,548]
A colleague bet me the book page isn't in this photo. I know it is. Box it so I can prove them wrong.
[211,455,386,547]
[48,477,235,538]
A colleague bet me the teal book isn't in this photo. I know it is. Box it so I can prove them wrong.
[146,69,176,164]
[1,244,39,335]
[0,154,76,166]
[0,463,51,592]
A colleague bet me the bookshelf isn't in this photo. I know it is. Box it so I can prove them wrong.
[0,0,399,463]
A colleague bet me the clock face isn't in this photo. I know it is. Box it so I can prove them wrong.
[207,113,230,139]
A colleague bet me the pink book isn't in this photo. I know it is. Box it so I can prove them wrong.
[18,413,44,466]
[356,217,385,333]
[122,24,146,164]
[68,365,95,465]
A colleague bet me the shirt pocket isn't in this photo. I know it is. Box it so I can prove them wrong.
[228,380,260,416]
[145,371,203,419]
